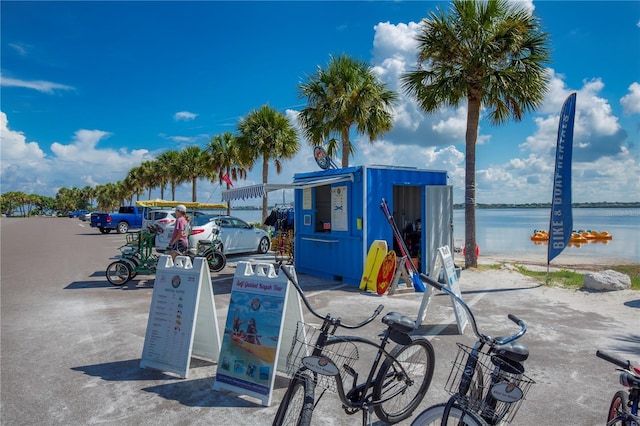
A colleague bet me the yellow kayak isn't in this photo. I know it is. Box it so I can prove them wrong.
[231,333,276,363]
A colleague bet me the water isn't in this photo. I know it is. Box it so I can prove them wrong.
[233,208,640,263]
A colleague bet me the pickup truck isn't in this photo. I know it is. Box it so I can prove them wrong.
[90,206,144,234]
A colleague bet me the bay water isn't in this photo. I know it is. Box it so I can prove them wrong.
[233,208,639,263]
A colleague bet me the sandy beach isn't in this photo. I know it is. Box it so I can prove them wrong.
[458,251,638,272]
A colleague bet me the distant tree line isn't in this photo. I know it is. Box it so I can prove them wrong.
[453,202,640,209]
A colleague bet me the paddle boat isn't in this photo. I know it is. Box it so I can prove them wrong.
[530,230,549,241]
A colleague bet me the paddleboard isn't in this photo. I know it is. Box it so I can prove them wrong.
[376,250,397,295]
[360,240,388,291]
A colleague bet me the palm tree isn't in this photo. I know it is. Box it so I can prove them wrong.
[123,167,144,202]
[157,150,182,200]
[402,0,550,267]
[236,105,299,221]
[206,132,248,215]
[179,146,210,202]
[298,54,398,168]
[139,160,161,200]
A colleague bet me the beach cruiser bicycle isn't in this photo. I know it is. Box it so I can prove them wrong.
[412,274,534,426]
[596,349,640,425]
[273,265,435,426]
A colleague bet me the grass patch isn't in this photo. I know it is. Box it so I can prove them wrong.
[514,266,584,289]
[471,263,640,290]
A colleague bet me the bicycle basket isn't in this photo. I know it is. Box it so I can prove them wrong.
[445,343,535,424]
[125,231,140,245]
[286,321,359,393]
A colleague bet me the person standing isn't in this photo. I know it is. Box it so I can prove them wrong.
[169,204,190,260]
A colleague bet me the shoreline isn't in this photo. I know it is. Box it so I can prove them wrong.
[453,251,638,272]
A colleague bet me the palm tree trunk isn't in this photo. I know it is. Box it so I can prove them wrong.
[226,167,232,216]
[341,127,350,168]
[192,177,197,202]
[465,94,481,268]
[262,157,269,222]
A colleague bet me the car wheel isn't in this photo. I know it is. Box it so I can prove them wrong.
[116,221,129,234]
[257,237,270,254]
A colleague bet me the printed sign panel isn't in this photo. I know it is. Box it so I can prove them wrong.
[140,256,219,378]
[437,246,468,334]
[331,185,348,231]
[213,263,292,406]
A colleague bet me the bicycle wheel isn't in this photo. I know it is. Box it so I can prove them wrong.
[411,403,487,426]
[272,371,315,426]
[106,260,131,286]
[607,390,629,424]
[373,338,435,423]
[203,248,226,272]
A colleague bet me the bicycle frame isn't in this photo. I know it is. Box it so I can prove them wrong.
[295,321,414,413]
[597,350,640,426]
[418,273,530,426]
[278,264,433,425]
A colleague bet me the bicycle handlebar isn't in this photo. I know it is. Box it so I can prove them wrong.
[279,264,384,329]
[419,273,527,346]
[597,350,633,370]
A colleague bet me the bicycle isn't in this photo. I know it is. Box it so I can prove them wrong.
[596,349,640,425]
[273,265,435,426]
[411,274,534,426]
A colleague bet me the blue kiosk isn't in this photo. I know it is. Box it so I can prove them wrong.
[291,165,453,286]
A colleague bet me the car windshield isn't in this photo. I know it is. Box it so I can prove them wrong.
[192,215,216,227]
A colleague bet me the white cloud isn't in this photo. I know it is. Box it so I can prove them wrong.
[0,112,46,167]
[620,82,640,115]
[174,111,197,121]
[507,0,535,14]
[0,76,74,94]
[9,43,30,56]
[0,110,152,196]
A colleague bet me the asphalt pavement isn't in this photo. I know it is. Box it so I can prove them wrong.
[1,217,638,425]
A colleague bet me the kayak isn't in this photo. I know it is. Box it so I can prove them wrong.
[230,333,276,363]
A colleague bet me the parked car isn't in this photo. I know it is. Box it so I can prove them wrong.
[80,212,91,221]
[154,215,270,255]
[69,209,89,218]
[90,206,144,234]
[142,209,176,232]
[212,216,271,255]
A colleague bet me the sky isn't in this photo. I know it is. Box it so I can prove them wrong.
[1,0,639,206]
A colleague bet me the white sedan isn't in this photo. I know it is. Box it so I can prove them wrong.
[210,216,271,255]
[154,215,271,255]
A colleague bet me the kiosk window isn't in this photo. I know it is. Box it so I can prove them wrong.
[314,185,331,232]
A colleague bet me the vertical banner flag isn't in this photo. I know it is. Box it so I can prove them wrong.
[548,93,577,263]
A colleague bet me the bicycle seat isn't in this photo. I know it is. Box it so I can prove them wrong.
[381,312,416,334]
[493,339,529,362]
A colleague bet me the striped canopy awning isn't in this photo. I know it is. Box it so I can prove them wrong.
[221,184,293,202]
[221,175,354,202]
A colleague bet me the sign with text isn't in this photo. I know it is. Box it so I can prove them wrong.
[140,256,220,378]
[331,185,348,231]
[437,246,468,334]
[415,246,467,334]
[213,262,303,406]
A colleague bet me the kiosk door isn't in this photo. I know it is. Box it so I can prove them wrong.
[425,185,454,275]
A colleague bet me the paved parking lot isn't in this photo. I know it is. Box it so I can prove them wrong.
[1,217,638,425]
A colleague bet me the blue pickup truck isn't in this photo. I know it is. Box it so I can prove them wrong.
[90,206,143,234]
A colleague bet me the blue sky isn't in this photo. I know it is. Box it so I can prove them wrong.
[1,1,639,206]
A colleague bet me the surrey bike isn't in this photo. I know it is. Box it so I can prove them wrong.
[596,350,640,426]
[412,274,534,426]
[273,265,435,426]
[105,225,225,286]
